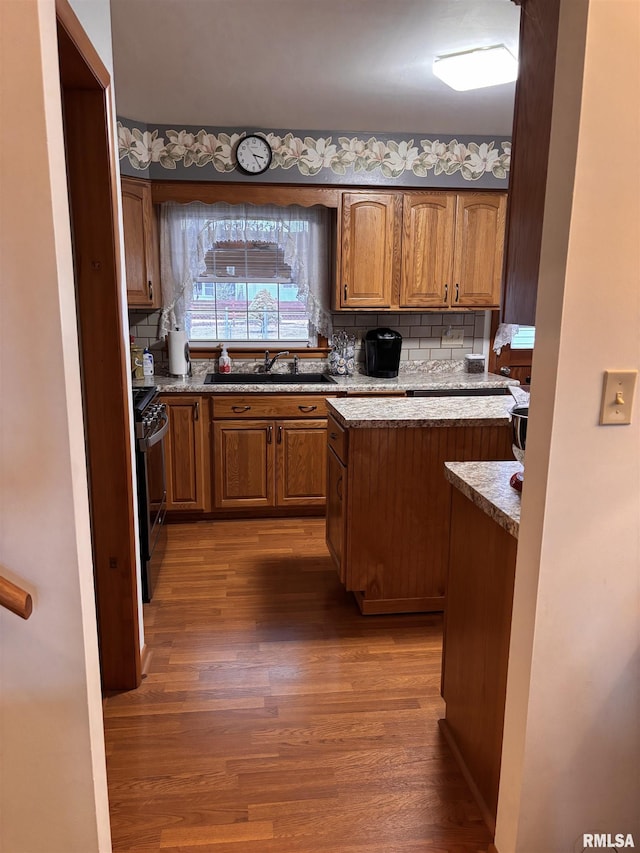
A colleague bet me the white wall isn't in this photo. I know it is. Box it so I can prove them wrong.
[0,1,111,850]
[68,0,114,74]
[495,0,640,850]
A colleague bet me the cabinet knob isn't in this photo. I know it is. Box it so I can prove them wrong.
[267,425,273,444]
[330,432,338,440]
[455,282,459,302]
[148,280,153,301]
[336,476,343,500]
[193,401,199,421]
[277,425,283,444]
[299,405,317,412]
[232,405,251,413]
[343,283,348,301]
[444,283,448,303]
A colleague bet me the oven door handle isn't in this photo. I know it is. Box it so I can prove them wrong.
[138,411,169,451]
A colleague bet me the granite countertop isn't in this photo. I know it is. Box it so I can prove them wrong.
[444,461,522,539]
[326,395,515,428]
[134,370,517,395]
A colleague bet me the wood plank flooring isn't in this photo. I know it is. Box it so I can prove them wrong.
[103,518,491,853]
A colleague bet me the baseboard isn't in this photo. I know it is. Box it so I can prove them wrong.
[354,591,444,615]
[438,718,496,837]
[165,506,325,523]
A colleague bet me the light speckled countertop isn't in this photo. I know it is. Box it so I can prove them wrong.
[444,461,522,539]
[133,368,517,395]
[326,395,515,428]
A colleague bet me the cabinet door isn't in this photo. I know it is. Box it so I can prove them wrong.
[122,178,159,308]
[452,193,506,308]
[276,419,327,507]
[163,396,207,511]
[339,192,398,308]
[326,447,347,582]
[213,420,275,509]
[400,193,456,307]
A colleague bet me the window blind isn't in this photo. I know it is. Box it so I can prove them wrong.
[203,241,293,282]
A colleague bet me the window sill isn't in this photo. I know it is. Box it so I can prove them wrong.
[186,344,330,360]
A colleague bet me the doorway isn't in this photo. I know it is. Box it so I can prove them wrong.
[57,0,141,690]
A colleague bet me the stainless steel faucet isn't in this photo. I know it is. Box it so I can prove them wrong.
[264,350,289,372]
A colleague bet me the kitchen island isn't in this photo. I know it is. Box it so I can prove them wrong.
[440,460,522,834]
[325,397,515,614]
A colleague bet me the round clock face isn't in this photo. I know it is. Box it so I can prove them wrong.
[235,135,273,175]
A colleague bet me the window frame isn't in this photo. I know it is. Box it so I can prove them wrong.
[156,184,336,355]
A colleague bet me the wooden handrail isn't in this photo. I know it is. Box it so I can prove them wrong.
[0,575,33,620]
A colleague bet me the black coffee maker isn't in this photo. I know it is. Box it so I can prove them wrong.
[364,328,403,378]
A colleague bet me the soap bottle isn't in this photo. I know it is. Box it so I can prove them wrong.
[143,347,154,377]
[218,344,232,374]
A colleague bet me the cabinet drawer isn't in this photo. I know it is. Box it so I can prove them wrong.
[327,415,348,464]
[213,395,333,419]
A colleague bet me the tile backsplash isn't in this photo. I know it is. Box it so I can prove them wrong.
[128,309,488,367]
[331,311,487,363]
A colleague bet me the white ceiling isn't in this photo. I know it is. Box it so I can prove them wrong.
[110,0,521,136]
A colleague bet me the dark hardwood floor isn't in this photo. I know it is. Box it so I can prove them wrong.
[103,518,491,852]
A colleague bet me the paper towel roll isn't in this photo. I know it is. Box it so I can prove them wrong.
[168,329,190,376]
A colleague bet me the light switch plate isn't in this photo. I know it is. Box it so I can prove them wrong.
[599,369,638,425]
[441,327,464,348]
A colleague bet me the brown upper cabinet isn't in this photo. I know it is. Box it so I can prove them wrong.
[336,189,506,311]
[338,192,399,308]
[122,177,160,308]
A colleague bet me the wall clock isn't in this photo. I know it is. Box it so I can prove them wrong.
[235,135,273,175]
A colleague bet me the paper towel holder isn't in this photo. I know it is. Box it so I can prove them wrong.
[168,328,192,378]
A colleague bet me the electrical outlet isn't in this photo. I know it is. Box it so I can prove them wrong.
[441,327,465,348]
[599,369,637,425]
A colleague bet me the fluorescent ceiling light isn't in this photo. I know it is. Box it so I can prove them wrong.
[433,44,518,91]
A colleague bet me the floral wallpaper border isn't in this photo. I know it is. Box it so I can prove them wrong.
[117,119,510,188]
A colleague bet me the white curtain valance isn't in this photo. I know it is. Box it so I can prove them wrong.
[159,201,332,341]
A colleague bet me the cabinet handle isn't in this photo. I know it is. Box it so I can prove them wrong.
[148,280,153,301]
[330,432,338,440]
[193,401,199,421]
[455,282,459,302]
[336,476,343,500]
[444,283,448,303]
[277,425,283,444]
[232,405,251,413]
[298,405,317,412]
[343,283,348,301]
[267,425,273,444]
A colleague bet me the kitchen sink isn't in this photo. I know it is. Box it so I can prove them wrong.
[204,373,334,385]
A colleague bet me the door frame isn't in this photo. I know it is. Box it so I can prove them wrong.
[57,0,141,690]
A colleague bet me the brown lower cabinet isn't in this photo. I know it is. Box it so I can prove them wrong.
[212,418,327,510]
[161,395,209,511]
[211,396,333,514]
[326,414,513,614]
[161,393,334,517]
